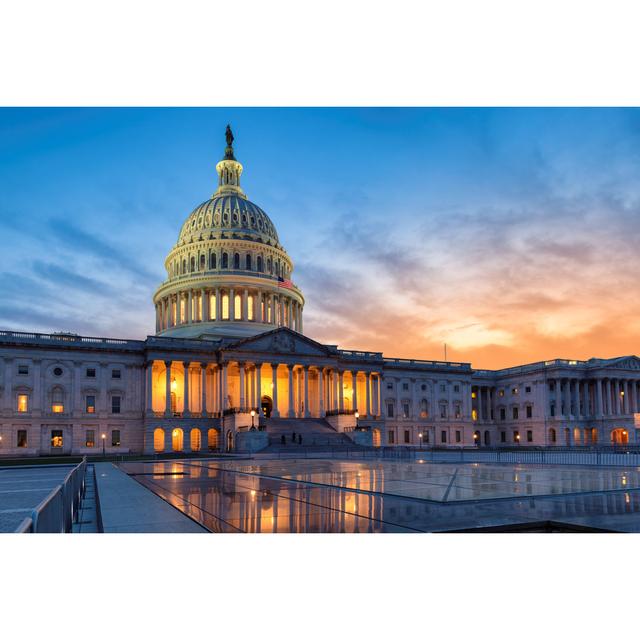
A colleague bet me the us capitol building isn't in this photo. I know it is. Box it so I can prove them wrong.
[1,128,639,457]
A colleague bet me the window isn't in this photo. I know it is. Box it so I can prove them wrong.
[512,387,519,395]
[17,365,29,375]
[245,254,252,270]
[222,252,229,268]
[440,384,446,392]
[441,430,447,444]
[53,367,63,377]
[424,431,430,443]
[387,404,394,418]
[86,368,96,378]
[111,430,121,447]
[550,428,557,443]
[51,430,63,448]
[440,404,447,418]
[190,256,195,272]
[234,253,240,269]
[402,383,409,391]
[454,385,460,393]
[454,404,461,419]
[386,383,393,390]
[86,430,95,448]
[402,403,410,418]
[111,396,121,414]
[525,386,531,393]
[111,369,121,379]
[17,394,28,412]
[455,430,461,443]
[210,253,216,269]
[527,430,533,443]
[526,405,532,418]
[17,430,27,448]
[550,403,555,417]
[200,255,205,270]
[500,407,506,421]
[498,389,505,397]
[257,256,263,272]
[512,407,519,420]
[500,431,506,443]
[388,431,395,444]
[86,395,96,413]
[513,431,520,443]
[52,403,64,413]
[404,430,410,444]
[421,384,426,391]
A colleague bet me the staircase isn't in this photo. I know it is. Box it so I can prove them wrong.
[264,417,356,451]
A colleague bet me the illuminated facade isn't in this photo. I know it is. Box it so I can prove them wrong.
[1,129,640,457]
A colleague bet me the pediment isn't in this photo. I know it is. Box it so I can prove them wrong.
[224,328,331,357]
[611,356,640,370]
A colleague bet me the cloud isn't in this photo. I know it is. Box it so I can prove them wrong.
[32,260,115,295]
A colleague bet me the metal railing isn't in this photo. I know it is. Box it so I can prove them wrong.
[15,457,87,533]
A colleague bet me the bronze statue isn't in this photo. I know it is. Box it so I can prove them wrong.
[225,124,234,147]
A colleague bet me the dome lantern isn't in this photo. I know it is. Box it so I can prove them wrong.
[214,125,246,198]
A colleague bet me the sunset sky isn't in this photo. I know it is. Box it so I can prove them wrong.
[1,107,639,369]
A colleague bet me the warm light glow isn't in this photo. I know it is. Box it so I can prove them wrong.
[51,403,64,413]
[354,411,359,418]
[173,429,179,436]
[251,409,256,416]
[101,433,106,439]
[17,394,28,412]
[171,378,177,392]
[419,433,423,439]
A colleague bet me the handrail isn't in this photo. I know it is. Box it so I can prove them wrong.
[16,457,87,533]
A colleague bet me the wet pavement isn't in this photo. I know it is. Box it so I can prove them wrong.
[118,458,640,532]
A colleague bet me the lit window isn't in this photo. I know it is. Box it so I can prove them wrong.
[112,369,121,379]
[471,391,477,399]
[248,295,254,320]
[51,430,63,447]
[51,403,64,413]
[513,431,520,443]
[17,430,27,448]
[86,430,95,447]
[512,387,519,395]
[498,389,505,397]
[17,394,28,412]
[111,396,121,414]
[209,294,216,320]
[234,293,242,319]
[222,294,229,319]
[86,395,96,413]
[111,430,121,447]
[471,408,478,421]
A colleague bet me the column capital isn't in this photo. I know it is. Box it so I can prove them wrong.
[164,360,173,368]
[183,361,191,368]
[200,362,208,370]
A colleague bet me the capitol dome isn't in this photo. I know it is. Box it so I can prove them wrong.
[152,126,304,340]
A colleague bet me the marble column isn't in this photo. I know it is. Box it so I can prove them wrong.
[183,361,190,417]
[239,363,246,410]
[202,288,208,322]
[200,364,207,414]
[229,288,235,321]
[596,378,603,417]
[215,287,221,321]
[303,366,310,418]
[146,362,153,413]
[615,379,622,415]
[221,364,229,411]
[287,365,295,418]
[365,372,371,417]
[271,363,280,417]
[256,364,263,415]
[164,361,172,416]
[338,371,344,412]
[242,289,249,321]
[352,372,359,415]
[318,368,325,417]
[187,290,192,324]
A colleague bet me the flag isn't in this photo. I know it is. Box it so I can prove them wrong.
[278,278,294,289]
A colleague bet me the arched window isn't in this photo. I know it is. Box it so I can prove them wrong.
[222,253,228,269]
[182,258,187,274]
[190,429,201,451]
[248,295,254,320]
[267,257,272,273]
[171,428,184,452]
[153,428,165,452]
[234,253,240,269]
[222,293,229,319]
[234,293,242,319]
[257,256,263,272]
[245,254,252,270]
[207,429,219,450]
[200,255,205,270]
[190,256,195,272]
[549,427,557,443]
[420,399,428,418]
[210,253,216,269]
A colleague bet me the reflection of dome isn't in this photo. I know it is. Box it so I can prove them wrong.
[152,127,305,340]
[177,194,280,248]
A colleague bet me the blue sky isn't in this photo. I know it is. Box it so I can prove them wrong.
[1,107,640,368]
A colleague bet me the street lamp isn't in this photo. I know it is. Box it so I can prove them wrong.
[251,409,256,428]
[355,411,359,429]
[418,432,423,450]
[101,433,106,456]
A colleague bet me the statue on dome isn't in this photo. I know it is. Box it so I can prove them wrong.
[225,125,234,147]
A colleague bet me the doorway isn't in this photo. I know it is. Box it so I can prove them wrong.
[261,395,273,418]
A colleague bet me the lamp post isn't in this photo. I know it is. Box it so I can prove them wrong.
[101,433,106,456]
[515,432,521,446]
[418,432,423,450]
[251,409,256,429]
[355,411,359,430]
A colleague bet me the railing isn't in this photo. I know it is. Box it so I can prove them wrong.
[384,357,472,370]
[0,330,143,349]
[15,457,87,533]
[325,409,357,417]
